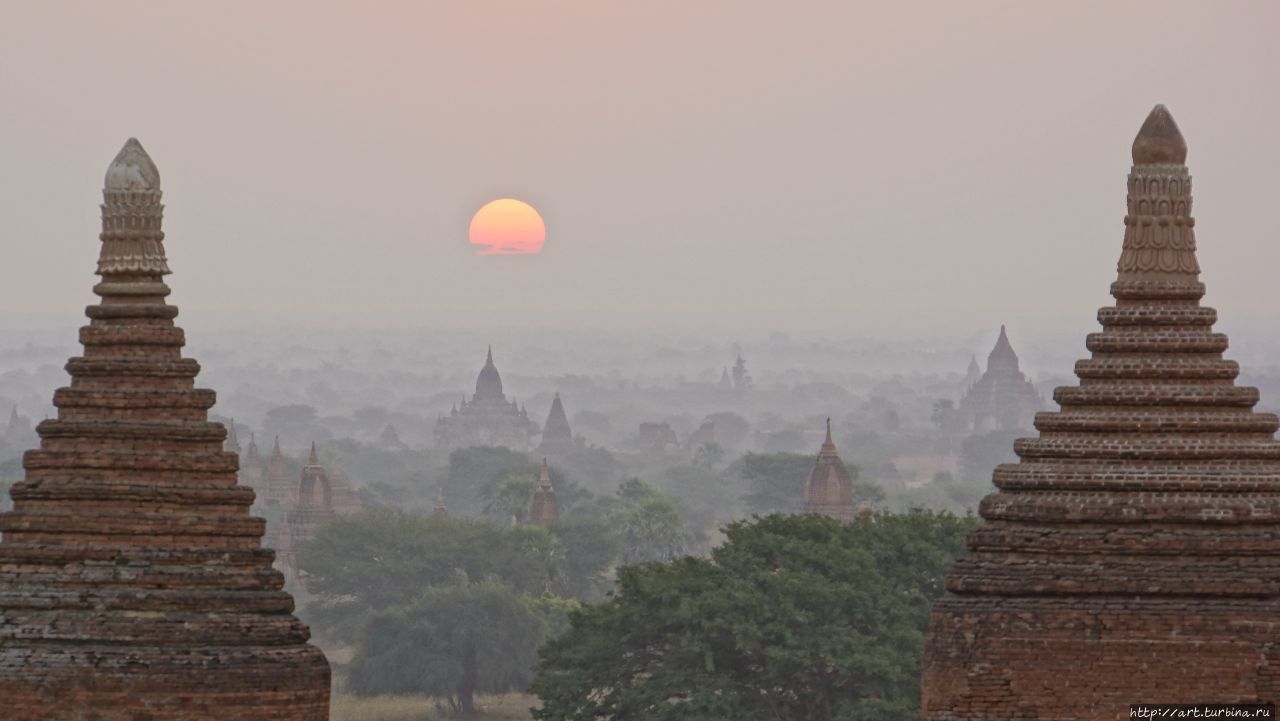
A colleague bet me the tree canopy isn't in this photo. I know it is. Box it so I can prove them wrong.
[531,510,976,721]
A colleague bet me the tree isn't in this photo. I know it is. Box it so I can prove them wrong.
[548,518,621,601]
[692,441,725,470]
[532,511,977,721]
[608,478,693,565]
[295,510,563,641]
[484,475,536,524]
[733,452,813,515]
[731,353,752,392]
[347,577,545,715]
[931,398,965,435]
[705,411,751,449]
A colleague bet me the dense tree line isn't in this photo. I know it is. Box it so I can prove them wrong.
[532,511,977,721]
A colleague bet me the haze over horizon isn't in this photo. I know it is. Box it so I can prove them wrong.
[3,1,1279,339]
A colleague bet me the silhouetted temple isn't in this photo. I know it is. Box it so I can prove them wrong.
[0,139,329,720]
[539,392,574,453]
[262,435,294,506]
[434,348,535,450]
[963,355,981,391]
[327,462,363,515]
[239,432,265,499]
[923,106,1280,715]
[2,406,36,452]
[282,443,336,556]
[801,419,856,521]
[377,423,409,452]
[957,325,1043,431]
[529,458,560,523]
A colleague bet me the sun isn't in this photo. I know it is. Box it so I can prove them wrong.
[468,198,546,255]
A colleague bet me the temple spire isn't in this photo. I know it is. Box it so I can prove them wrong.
[529,458,560,523]
[308,441,319,466]
[1116,104,1199,284]
[803,419,855,521]
[97,138,170,284]
[433,487,449,519]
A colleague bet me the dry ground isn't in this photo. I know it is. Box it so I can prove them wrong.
[330,693,536,721]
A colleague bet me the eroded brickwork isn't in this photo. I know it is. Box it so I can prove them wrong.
[0,139,330,720]
[921,107,1280,718]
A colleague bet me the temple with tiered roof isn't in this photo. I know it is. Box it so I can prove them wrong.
[923,106,1280,715]
[434,348,536,450]
[957,325,1044,431]
[0,139,329,720]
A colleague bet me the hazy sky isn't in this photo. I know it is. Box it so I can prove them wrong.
[2,1,1278,339]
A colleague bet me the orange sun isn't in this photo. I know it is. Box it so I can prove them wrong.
[468,198,546,255]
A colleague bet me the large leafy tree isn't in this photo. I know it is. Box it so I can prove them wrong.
[733,452,814,515]
[531,511,976,721]
[347,577,545,715]
[608,478,693,565]
[295,510,564,640]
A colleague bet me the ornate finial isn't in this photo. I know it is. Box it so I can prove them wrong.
[104,138,161,191]
[308,442,318,465]
[1116,105,1199,285]
[825,417,833,444]
[273,436,281,454]
[1132,105,1188,165]
[486,346,494,364]
[98,138,170,281]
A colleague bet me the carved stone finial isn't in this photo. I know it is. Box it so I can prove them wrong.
[98,137,170,280]
[104,138,161,191]
[1131,105,1187,165]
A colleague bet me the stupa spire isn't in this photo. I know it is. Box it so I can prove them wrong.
[308,441,319,465]
[923,106,1280,714]
[245,432,260,465]
[1116,104,1199,284]
[0,140,330,718]
[97,138,171,285]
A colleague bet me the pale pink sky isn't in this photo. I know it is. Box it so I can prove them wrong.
[1,1,1278,337]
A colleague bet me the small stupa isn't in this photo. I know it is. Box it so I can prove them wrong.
[529,458,560,523]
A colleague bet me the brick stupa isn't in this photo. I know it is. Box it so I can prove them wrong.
[0,139,330,720]
[529,459,560,523]
[801,419,857,521]
[922,106,1280,715]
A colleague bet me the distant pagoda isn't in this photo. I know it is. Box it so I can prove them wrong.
[434,347,536,450]
[377,423,409,452]
[923,106,1280,715]
[282,443,336,557]
[0,139,329,719]
[529,459,560,523]
[957,325,1043,431]
[224,418,242,454]
[800,419,857,521]
[538,392,574,453]
[261,435,294,506]
[239,432,265,497]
